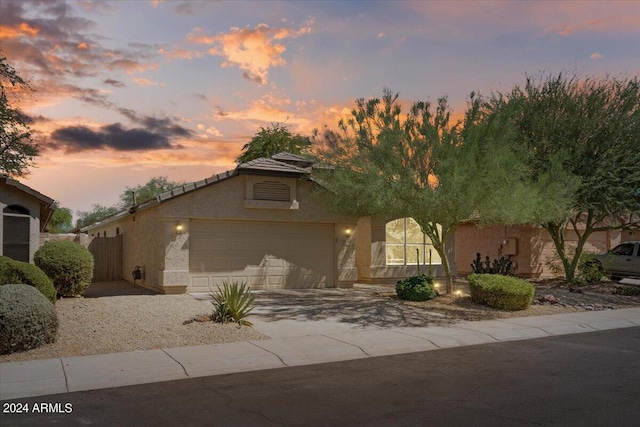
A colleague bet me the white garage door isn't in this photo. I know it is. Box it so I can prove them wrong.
[189,219,335,292]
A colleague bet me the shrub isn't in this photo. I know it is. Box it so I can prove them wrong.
[470,253,513,275]
[613,286,640,296]
[0,284,58,355]
[468,273,534,311]
[0,256,56,304]
[34,241,94,297]
[396,274,438,302]
[577,254,607,284]
[210,281,256,326]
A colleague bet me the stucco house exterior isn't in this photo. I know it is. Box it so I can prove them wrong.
[455,223,624,277]
[1,176,55,263]
[82,152,626,293]
[83,153,452,294]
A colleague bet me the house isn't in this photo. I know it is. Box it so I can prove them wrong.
[82,152,624,293]
[83,153,452,293]
[455,223,625,277]
[0,176,56,263]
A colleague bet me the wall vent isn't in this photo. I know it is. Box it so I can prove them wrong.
[253,181,291,202]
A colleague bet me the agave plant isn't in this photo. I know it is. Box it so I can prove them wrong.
[210,280,256,326]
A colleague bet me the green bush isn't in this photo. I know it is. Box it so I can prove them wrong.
[0,256,56,304]
[210,281,256,326]
[34,241,94,297]
[396,274,438,301]
[613,286,640,296]
[468,273,534,311]
[577,254,607,284]
[0,284,58,355]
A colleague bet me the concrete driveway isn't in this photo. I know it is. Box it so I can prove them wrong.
[247,285,457,338]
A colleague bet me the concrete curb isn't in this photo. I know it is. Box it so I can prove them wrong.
[2,307,639,401]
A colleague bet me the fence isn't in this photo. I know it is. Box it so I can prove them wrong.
[88,235,123,281]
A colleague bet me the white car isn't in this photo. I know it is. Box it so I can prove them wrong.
[592,241,640,279]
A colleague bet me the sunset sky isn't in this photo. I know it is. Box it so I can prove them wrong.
[1,0,639,217]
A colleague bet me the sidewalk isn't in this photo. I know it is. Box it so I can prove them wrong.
[2,307,639,401]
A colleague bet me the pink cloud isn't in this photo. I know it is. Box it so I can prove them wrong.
[186,22,312,84]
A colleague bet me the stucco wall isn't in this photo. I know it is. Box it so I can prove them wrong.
[455,224,533,277]
[0,185,42,262]
[456,223,621,278]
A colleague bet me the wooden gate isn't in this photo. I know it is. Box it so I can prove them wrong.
[88,235,123,281]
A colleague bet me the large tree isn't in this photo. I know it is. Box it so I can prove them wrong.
[48,202,74,233]
[482,73,640,281]
[0,55,38,176]
[314,89,567,293]
[236,123,311,163]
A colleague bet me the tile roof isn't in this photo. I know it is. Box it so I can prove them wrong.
[81,153,315,231]
[237,157,311,174]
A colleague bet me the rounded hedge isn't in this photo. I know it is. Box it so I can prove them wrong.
[0,284,58,355]
[468,273,535,311]
[34,240,94,297]
[396,274,438,301]
[0,256,57,304]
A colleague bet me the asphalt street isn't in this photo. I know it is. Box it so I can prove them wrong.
[2,327,639,427]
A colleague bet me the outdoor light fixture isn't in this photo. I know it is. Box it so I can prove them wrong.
[175,223,184,234]
[345,228,353,236]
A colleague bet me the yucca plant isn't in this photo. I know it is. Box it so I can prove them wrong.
[210,280,256,326]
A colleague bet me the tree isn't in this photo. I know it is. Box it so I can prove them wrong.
[314,89,565,293]
[119,176,184,207]
[482,73,640,282]
[0,55,38,176]
[48,202,73,233]
[75,204,119,229]
[236,123,311,163]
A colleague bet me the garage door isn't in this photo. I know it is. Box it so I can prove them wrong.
[189,219,335,292]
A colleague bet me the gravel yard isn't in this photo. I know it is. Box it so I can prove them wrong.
[2,278,639,363]
[0,281,267,363]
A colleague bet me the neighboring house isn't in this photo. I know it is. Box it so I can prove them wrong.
[83,153,451,293]
[455,223,624,277]
[1,176,55,263]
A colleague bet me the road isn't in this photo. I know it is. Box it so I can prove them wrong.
[2,327,639,426]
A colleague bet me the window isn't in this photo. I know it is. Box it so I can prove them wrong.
[611,243,635,256]
[2,205,30,262]
[385,218,441,265]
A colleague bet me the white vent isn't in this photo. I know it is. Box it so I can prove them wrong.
[253,181,291,202]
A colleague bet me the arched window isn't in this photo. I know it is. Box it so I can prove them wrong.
[385,218,442,265]
[3,204,31,262]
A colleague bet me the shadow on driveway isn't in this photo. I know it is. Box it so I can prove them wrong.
[250,288,458,329]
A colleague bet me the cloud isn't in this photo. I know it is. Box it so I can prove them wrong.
[47,108,194,153]
[0,0,157,81]
[590,52,603,60]
[186,22,312,85]
[50,123,178,152]
[103,78,125,88]
[197,124,223,138]
[132,77,163,87]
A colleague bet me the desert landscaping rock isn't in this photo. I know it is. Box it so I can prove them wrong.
[0,281,268,363]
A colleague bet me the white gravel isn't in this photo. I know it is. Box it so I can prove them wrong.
[0,281,268,363]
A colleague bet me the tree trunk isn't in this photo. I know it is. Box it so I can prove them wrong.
[544,216,595,283]
[425,225,453,294]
